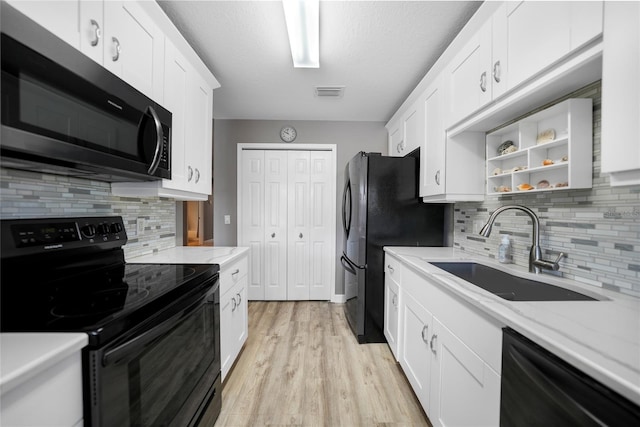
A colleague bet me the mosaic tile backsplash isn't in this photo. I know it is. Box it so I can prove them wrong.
[454,82,640,297]
[0,168,177,258]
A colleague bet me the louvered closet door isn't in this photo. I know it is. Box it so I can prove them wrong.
[263,151,288,300]
[240,150,265,300]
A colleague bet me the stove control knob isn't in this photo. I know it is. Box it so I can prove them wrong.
[97,224,110,235]
[110,223,123,234]
[81,224,96,238]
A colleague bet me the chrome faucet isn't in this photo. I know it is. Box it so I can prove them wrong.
[479,205,565,274]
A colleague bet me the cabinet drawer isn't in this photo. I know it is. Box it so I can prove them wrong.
[220,254,248,296]
[385,255,403,284]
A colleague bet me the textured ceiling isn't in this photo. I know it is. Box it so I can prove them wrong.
[158,1,482,122]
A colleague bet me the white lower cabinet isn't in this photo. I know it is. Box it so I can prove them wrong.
[220,253,249,381]
[384,258,402,361]
[400,289,434,413]
[430,318,501,427]
[387,253,502,427]
[0,344,84,427]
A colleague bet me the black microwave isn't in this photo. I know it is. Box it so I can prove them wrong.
[0,4,171,182]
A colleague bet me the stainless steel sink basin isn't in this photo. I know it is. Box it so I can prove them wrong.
[430,262,596,301]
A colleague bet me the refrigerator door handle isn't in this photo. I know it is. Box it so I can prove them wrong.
[342,253,366,271]
[342,180,352,237]
[340,254,357,275]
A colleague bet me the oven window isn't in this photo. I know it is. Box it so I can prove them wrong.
[96,293,218,427]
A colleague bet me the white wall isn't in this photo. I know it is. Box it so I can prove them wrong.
[212,119,387,294]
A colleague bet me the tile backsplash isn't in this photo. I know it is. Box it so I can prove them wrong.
[454,81,640,297]
[0,168,177,258]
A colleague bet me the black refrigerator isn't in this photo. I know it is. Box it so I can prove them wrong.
[341,150,448,343]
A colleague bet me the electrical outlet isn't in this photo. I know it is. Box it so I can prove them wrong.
[224,215,231,225]
[136,217,145,235]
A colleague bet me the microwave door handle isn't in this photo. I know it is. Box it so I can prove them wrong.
[103,293,207,366]
[145,106,163,175]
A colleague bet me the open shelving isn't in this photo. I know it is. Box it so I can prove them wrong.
[486,98,593,196]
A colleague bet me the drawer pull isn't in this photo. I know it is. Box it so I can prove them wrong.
[387,265,394,274]
[231,269,240,276]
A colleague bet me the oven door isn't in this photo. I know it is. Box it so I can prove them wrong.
[87,278,220,427]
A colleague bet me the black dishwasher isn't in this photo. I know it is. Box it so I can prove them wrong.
[500,327,640,426]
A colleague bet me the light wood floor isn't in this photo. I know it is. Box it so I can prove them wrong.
[200,301,430,426]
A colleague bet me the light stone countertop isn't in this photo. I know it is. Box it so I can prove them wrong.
[0,333,88,394]
[127,246,249,268]
[384,246,640,406]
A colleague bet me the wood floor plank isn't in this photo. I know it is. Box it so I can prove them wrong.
[207,301,430,427]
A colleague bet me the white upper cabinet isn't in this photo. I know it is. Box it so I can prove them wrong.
[601,1,640,187]
[185,69,213,195]
[103,1,164,102]
[504,1,602,91]
[420,78,446,198]
[387,123,404,157]
[447,18,493,126]
[4,0,81,49]
[445,1,602,129]
[79,1,104,65]
[6,1,166,102]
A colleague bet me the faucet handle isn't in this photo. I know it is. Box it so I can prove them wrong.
[533,252,565,272]
[553,252,566,264]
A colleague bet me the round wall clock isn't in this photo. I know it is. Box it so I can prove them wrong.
[280,125,297,143]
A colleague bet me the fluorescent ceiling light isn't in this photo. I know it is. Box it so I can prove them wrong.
[282,0,319,68]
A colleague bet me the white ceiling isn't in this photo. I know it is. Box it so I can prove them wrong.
[157,1,482,122]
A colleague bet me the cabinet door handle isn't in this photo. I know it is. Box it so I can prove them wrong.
[479,71,487,92]
[231,297,237,312]
[387,265,394,274]
[231,269,240,277]
[391,294,397,308]
[435,170,440,185]
[271,232,276,238]
[237,293,242,305]
[195,168,200,183]
[90,19,101,47]
[430,333,438,354]
[187,166,193,182]
[493,60,501,83]
[397,142,402,153]
[421,325,429,344]
[111,37,121,62]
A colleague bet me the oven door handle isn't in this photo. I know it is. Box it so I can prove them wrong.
[103,290,211,367]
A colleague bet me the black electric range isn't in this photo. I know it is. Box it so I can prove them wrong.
[0,216,222,427]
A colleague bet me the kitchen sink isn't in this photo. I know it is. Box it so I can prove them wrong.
[430,262,596,301]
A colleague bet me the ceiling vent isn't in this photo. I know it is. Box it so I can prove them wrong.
[314,86,345,98]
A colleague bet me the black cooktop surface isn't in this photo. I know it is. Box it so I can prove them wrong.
[1,260,218,346]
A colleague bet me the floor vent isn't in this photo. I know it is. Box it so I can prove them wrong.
[314,86,345,98]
